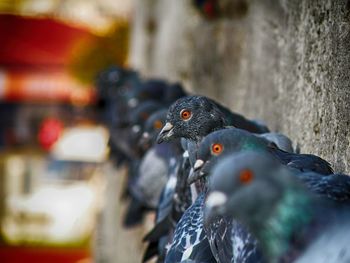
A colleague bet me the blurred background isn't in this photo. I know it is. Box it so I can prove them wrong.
[0,0,349,262]
[0,1,141,262]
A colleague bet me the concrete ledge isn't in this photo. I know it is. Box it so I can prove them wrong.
[130,0,350,173]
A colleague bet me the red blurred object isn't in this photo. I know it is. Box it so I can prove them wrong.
[203,1,215,18]
[0,14,93,67]
[0,14,96,104]
[0,69,96,104]
[38,117,64,150]
[0,247,90,263]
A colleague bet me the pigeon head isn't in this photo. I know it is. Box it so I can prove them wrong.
[205,151,297,230]
[128,101,163,150]
[157,96,226,143]
[96,66,139,100]
[139,108,168,149]
[188,128,269,184]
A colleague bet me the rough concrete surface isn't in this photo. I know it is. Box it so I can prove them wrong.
[130,0,350,173]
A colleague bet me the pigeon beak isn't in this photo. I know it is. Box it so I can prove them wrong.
[204,191,228,224]
[187,159,206,184]
[157,122,174,143]
[194,159,204,170]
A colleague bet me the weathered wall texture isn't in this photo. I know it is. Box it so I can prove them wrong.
[130,0,350,173]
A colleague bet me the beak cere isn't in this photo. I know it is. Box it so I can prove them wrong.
[205,191,228,223]
[156,122,174,143]
[194,159,204,171]
[187,159,206,184]
[206,191,228,209]
[142,132,150,139]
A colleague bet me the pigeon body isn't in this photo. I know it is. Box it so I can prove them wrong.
[258,132,294,153]
[296,172,350,202]
[193,128,333,184]
[142,155,180,262]
[131,144,172,209]
[141,110,191,262]
[165,193,216,263]
[206,152,350,263]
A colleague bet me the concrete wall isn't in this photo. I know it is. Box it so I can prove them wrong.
[130,0,350,173]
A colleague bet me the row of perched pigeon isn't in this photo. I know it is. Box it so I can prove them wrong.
[96,66,350,263]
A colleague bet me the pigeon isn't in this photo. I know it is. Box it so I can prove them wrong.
[206,151,350,263]
[157,95,269,144]
[95,66,141,166]
[190,128,333,184]
[96,66,141,127]
[142,155,182,263]
[122,101,166,227]
[143,148,194,262]
[130,108,183,210]
[139,110,193,262]
[97,67,186,167]
[127,101,164,153]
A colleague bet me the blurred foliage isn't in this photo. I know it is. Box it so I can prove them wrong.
[68,20,130,85]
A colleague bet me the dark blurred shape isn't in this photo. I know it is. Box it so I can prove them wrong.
[192,0,248,20]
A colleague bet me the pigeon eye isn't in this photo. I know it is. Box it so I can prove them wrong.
[211,143,223,155]
[239,169,254,184]
[153,120,163,130]
[180,109,192,120]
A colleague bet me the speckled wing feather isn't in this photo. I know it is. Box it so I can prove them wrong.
[269,147,333,175]
[165,194,216,263]
[297,172,350,202]
[205,215,266,263]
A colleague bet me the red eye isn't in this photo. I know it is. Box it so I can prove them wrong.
[239,169,254,184]
[153,120,163,130]
[180,109,192,120]
[211,143,223,154]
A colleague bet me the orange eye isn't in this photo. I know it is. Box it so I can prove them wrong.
[211,143,223,154]
[153,120,163,130]
[239,169,254,184]
[180,109,192,120]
